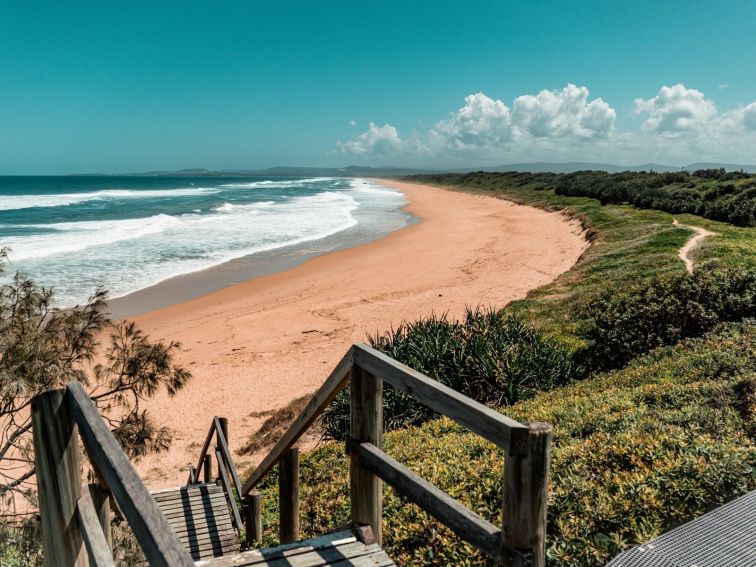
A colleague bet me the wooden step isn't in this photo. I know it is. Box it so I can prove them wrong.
[196,529,396,566]
[151,484,240,562]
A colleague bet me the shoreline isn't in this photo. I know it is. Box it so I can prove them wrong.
[108,179,415,318]
[132,179,588,488]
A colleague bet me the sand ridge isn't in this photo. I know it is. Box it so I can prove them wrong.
[132,179,588,488]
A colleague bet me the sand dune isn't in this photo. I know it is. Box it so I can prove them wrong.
[132,180,588,488]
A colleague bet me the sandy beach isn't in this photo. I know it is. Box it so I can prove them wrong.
[132,179,588,488]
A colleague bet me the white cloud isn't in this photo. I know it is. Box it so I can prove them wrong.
[718,82,729,90]
[335,83,756,166]
[737,102,756,131]
[336,122,404,156]
[430,92,511,150]
[634,84,716,133]
[349,119,357,126]
[512,83,615,138]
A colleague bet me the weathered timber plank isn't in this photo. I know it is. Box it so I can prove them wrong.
[169,516,234,538]
[77,488,115,566]
[87,484,112,552]
[351,441,505,562]
[31,389,86,567]
[195,531,358,565]
[153,495,228,511]
[349,367,383,545]
[194,425,216,483]
[213,417,243,497]
[157,500,230,518]
[216,449,243,532]
[169,521,235,539]
[196,534,395,566]
[241,347,354,495]
[154,492,226,507]
[244,491,263,544]
[353,343,529,454]
[278,447,300,544]
[152,484,224,499]
[502,422,552,567]
[65,382,194,567]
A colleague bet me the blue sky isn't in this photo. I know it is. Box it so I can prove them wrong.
[2,1,756,173]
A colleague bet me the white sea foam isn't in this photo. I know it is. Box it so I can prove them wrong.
[5,214,184,259]
[6,192,359,264]
[219,177,336,189]
[0,187,219,211]
[2,179,411,307]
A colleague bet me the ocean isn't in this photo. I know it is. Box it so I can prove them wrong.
[0,176,411,309]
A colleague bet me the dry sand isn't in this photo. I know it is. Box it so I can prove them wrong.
[132,179,587,488]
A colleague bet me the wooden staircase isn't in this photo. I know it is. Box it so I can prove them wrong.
[31,343,552,566]
[152,484,240,562]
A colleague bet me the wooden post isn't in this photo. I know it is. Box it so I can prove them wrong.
[203,453,212,484]
[278,447,300,544]
[87,484,112,552]
[216,417,229,488]
[217,417,229,446]
[244,491,263,545]
[502,422,552,567]
[349,366,383,545]
[31,389,86,567]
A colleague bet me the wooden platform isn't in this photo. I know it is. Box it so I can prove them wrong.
[152,483,240,561]
[196,530,396,566]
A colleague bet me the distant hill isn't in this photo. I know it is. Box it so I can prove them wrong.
[73,162,756,177]
[96,165,434,178]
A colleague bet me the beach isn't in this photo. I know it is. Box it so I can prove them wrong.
[131,179,588,488]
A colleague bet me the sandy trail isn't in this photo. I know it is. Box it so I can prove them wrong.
[673,219,716,273]
[131,180,587,489]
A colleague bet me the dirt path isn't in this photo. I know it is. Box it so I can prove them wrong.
[673,219,716,273]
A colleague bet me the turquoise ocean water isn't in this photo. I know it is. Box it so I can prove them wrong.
[0,176,410,307]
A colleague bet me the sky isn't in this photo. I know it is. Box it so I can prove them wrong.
[1,1,756,174]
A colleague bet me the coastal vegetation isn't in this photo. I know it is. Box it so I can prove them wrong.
[555,169,756,227]
[321,307,579,439]
[0,250,191,566]
[251,170,756,565]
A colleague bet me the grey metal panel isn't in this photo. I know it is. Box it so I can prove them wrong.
[608,490,756,567]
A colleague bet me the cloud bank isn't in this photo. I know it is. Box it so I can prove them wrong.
[336,83,756,166]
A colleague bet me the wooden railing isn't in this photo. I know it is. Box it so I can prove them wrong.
[240,343,553,566]
[32,343,552,566]
[186,416,244,535]
[32,382,194,566]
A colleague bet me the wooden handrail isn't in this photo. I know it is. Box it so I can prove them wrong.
[213,416,243,497]
[238,342,551,565]
[77,490,115,567]
[350,440,521,563]
[65,382,195,567]
[215,449,243,530]
[241,346,354,495]
[353,344,529,455]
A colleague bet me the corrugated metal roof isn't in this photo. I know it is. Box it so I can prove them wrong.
[607,490,756,567]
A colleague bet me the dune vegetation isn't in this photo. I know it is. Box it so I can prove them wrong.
[251,171,756,566]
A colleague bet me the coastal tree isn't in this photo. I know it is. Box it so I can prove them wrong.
[0,248,191,511]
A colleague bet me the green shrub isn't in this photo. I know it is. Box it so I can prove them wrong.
[260,323,756,566]
[582,266,756,369]
[320,307,579,439]
[554,170,756,226]
[0,519,42,567]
